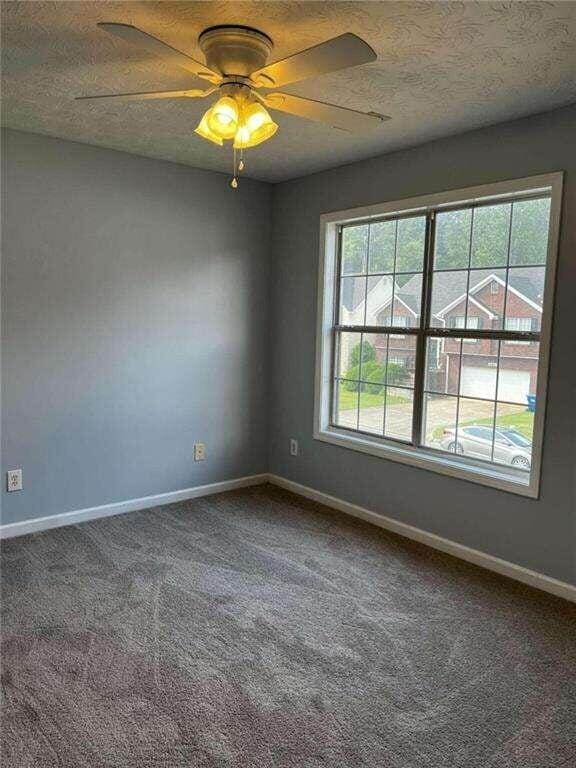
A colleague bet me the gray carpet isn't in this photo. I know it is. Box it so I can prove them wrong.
[1,484,575,768]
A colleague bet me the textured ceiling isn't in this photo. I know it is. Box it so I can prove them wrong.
[2,1,576,182]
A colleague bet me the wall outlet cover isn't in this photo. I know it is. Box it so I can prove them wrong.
[290,439,299,457]
[7,469,23,492]
[194,443,206,462]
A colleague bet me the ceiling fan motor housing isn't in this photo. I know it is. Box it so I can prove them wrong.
[198,26,273,78]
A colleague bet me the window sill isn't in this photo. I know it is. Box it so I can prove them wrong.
[313,426,537,498]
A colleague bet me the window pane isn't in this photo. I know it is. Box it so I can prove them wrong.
[509,198,551,266]
[425,337,461,395]
[393,272,422,326]
[466,268,506,330]
[336,331,362,378]
[470,203,511,268]
[459,340,498,400]
[368,220,396,273]
[497,342,539,405]
[366,275,393,325]
[341,225,368,275]
[339,275,366,325]
[422,393,458,449]
[456,398,496,461]
[492,403,534,471]
[357,333,386,387]
[395,216,426,273]
[430,270,468,328]
[334,379,358,430]
[505,267,544,332]
[386,334,416,387]
[384,387,413,441]
[434,208,472,270]
[358,383,385,435]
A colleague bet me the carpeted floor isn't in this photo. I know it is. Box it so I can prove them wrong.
[1,484,575,767]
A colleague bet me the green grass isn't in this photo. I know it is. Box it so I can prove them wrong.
[338,389,409,411]
[432,409,534,440]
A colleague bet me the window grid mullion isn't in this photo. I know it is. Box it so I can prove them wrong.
[335,325,539,344]
[330,227,344,425]
[411,210,436,447]
[490,340,502,463]
[501,201,515,333]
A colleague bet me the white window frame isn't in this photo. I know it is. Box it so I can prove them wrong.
[314,173,563,498]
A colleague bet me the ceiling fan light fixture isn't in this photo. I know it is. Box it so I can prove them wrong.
[194,108,224,145]
[83,23,386,170]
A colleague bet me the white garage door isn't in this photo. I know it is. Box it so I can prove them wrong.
[460,366,530,403]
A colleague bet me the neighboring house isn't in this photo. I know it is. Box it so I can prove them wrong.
[344,269,543,404]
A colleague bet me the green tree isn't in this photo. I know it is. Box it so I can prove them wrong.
[433,198,550,270]
[349,340,376,367]
[341,225,368,274]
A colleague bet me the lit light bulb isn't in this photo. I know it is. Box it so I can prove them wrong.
[234,102,278,149]
[208,96,239,140]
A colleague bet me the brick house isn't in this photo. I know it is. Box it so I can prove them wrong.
[361,269,543,403]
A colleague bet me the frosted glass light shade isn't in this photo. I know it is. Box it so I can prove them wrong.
[195,109,224,145]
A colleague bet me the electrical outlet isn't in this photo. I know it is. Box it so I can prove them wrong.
[290,439,298,457]
[194,443,206,462]
[7,469,23,492]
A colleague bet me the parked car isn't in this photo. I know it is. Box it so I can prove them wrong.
[439,425,532,469]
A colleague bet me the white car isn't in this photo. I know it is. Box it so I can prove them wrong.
[439,425,532,470]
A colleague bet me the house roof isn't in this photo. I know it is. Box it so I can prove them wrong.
[341,277,368,312]
[378,267,544,319]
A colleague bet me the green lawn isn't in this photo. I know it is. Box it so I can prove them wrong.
[432,409,534,440]
[339,389,408,411]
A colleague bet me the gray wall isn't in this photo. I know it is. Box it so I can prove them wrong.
[1,129,271,525]
[269,104,576,586]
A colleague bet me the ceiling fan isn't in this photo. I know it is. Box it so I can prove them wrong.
[78,23,388,187]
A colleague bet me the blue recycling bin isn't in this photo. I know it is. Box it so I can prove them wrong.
[526,394,536,413]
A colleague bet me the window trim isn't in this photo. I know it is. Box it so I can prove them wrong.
[314,173,563,498]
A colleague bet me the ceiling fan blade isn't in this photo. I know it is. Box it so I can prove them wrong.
[251,33,376,88]
[98,23,221,83]
[76,87,214,102]
[262,92,388,132]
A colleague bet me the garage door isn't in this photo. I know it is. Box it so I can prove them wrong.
[460,366,530,403]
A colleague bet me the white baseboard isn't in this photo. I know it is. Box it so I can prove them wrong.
[268,474,576,603]
[0,474,269,539]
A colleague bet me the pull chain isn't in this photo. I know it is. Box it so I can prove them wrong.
[238,148,245,173]
[230,145,238,189]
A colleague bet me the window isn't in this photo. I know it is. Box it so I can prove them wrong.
[450,315,480,341]
[504,317,533,344]
[450,316,480,329]
[315,174,562,497]
[383,315,408,337]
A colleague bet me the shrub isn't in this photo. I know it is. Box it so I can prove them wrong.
[343,360,385,393]
[343,360,409,393]
[349,341,376,367]
[385,362,409,385]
